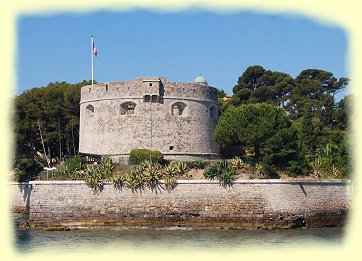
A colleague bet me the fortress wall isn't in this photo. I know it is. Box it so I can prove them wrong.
[79,78,219,159]
[10,180,351,229]
[80,79,218,103]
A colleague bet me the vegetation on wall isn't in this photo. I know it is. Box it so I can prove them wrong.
[128,149,164,165]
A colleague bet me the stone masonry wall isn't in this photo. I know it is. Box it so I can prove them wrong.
[10,180,351,229]
[78,77,220,161]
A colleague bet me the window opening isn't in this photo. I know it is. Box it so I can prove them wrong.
[86,104,94,113]
[169,146,174,151]
[172,102,187,116]
[120,102,136,115]
[144,95,151,102]
[151,95,158,103]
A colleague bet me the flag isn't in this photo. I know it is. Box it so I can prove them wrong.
[93,39,98,57]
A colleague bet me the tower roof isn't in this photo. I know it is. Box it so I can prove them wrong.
[194,75,208,85]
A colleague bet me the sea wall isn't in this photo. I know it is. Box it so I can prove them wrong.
[10,180,351,229]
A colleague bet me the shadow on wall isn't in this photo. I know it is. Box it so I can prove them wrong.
[17,182,32,212]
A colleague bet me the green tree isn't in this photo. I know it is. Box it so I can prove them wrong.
[13,80,92,180]
[287,69,349,121]
[213,103,303,168]
[332,94,352,131]
[293,108,323,158]
[231,65,294,107]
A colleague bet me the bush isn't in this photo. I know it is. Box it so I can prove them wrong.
[192,159,206,169]
[84,165,104,190]
[252,163,266,179]
[57,155,86,180]
[129,149,163,165]
[203,164,219,180]
[162,164,176,177]
[63,155,86,172]
[203,160,236,185]
[250,163,278,179]
[13,158,42,182]
[98,156,114,178]
[287,160,310,177]
[111,174,124,189]
[172,161,188,177]
[230,156,244,170]
[164,177,177,192]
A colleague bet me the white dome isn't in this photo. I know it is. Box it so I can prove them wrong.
[194,75,208,85]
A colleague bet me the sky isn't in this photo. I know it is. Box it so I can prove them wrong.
[17,9,349,99]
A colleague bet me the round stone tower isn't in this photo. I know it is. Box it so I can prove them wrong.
[78,76,220,162]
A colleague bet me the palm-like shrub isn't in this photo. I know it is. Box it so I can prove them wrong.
[330,165,341,177]
[84,165,104,190]
[230,156,244,170]
[163,164,176,177]
[218,167,236,185]
[164,176,177,192]
[111,174,124,189]
[99,156,114,177]
[173,161,188,177]
[123,169,145,190]
[192,159,206,169]
[253,163,266,179]
[203,160,236,185]
[143,164,162,186]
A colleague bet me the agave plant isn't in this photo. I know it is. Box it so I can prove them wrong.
[99,156,114,176]
[253,163,266,179]
[330,165,340,177]
[203,164,219,180]
[164,176,177,192]
[193,159,206,169]
[111,174,124,189]
[203,160,235,185]
[217,167,236,185]
[143,164,162,186]
[230,156,244,170]
[84,164,104,190]
[163,164,176,177]
[173,161,188,177]
[123,171,145,190]
[139,159,153,170]
[132,165,145,176]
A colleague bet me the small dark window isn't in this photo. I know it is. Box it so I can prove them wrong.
[151,95,158,103]
[144,95,151,102]
[105,84,108,91]
[149,83,153,86]
[86,104,94,113]
[172,102,187,116]
[120,102,136,115]
[169,146,174,150]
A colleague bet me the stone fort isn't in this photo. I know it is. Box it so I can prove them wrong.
[78,76,220,162]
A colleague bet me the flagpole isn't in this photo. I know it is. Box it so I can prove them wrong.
[91,36,94,85]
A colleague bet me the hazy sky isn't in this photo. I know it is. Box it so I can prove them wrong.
[17,9,348,98]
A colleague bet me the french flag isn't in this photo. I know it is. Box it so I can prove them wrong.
[93,38,98,57]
